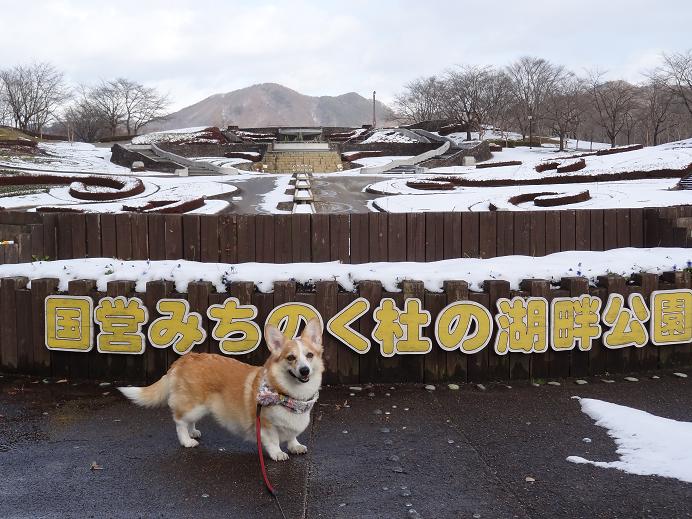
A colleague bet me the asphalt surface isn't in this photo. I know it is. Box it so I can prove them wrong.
[1,371,690,519]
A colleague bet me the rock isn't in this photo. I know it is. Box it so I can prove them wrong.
[424,385,435,391]
[476,384,486,391]
[385,393,391,397]
[624,376,639,382]
[404,407,410,411]
[408,509,422,519]
[373,409,383,415]
[131,161,145,172]
[448,383,460,390]
[392,466,404,473]
[201,494,209,498]
[447,439,454,444]
[349,393,355,397]
[525,476,535,482]
[392,405,397,409]
[385,411,391,415]
[531,382,541,387]
[547,381,561,386]
[349,386,363,392]
[582,438,592,443]
[601,379,615,383]
[342,430,348,434]
[401,489,411,497]
[673,372,688,378]
[473,514,482,519]
[99,382,111,387]
[388,455,400,462]
[368,392,375,397]
[575,379,588,385]
[651,375,660,379]
[380,427,390,433]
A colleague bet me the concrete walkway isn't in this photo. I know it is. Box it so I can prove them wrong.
[1,372,690,518]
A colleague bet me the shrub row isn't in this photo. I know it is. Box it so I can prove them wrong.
[476,160,522,169]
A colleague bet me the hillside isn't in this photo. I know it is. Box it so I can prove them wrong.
[151,83,396,129]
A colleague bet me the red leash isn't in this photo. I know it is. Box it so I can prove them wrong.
[256,404,287,519]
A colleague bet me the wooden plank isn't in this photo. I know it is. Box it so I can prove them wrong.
[70,213,87,259]
[199,215,219,263]
[495,212,513,257]
[144,280,174,383]
[631,273,659,371]
[544,210,561,255]
[529,212,546,256]
[425,213,444,261]
[57,213,73,259]
[598,275,628,374]
[255,214,275,263]
[251,290,273,367]
[274,214,292,264]
[115,213,133,260]
[588,286,608,376]
[643,208,661,247]
[461,212,481,258]
[4,244,18,264]
[100,214,117,258]
[388,213,407,261]
[484,280,510,380]
[229,281,262,366]
[443,281,469,382]
[603,210,618,250]
[311,214,330,262]
[237,215,256,262]
[15,288,33,372]
[182,215,201,261]
[219,214,238,263]
[42,213,58,260]
[315,281,339,385]
[104,280,136,381]
[357,280,382,383]
[130,213,149,260]
[30,278,59,375]
[575,211,590,251]
[616,209,631,248]
[377,290,404,382]
[524,279,550,380]
[466,291,489,381]
[290,214,310,263]
[85,214,101,258]
[30,224,44,260]
[350,213,370,264]
[66,280,94,380]
[187,282,212,355]
[560,277,590,377]
[335,291,359,384]
[400,280,426,383]
[560,210,576,252]
[590,210,604,251]
[147,214,166,261]
[629,209,644,248]
[17,233,32,263]
[478,212,497,259]
[164,215,183,260]
[659,271,692,368]
[424,291,447,382]
[0,277,27,371]
[513,212,530,256]
[369,213,388,262]
[329,214,350,263]
[406,213,425,261]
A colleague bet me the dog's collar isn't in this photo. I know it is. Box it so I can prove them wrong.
[257,377,318,414]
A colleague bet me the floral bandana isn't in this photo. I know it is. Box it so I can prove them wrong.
[257,376,318,414]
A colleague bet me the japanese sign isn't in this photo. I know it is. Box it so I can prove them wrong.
[44,289,692,356]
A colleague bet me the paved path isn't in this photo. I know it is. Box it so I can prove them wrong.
[1,372,690,518]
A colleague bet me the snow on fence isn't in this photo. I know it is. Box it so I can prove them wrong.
[0,269,690,384]
[0,206,690,266]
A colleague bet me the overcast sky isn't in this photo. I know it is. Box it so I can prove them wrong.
[1,0,690,110]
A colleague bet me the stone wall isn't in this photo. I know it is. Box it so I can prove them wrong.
[158,142,268,158]
[110,144,180,172]
[338,142,440,156]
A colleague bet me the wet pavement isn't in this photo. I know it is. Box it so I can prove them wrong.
[1,371,690,519]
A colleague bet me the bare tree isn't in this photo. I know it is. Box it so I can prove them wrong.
[661,50,692,118]
[542,74,586,151]
[61,86,108,142]
[88,80,126,137]
[393,76,445,124]
[506,56,565,139]
[115,78,169,135]
[638,73,675,146]
[588,72,638,147]
[0,62,70,134]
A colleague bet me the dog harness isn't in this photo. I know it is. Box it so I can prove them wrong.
[256,377,318,414]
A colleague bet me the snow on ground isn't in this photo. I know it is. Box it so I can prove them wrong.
[258,175,292,213]
[131,127,212,145]
[0,247,688,294]
[362,130,417,144]
[371,178,687,212]
[191,156,252,168]
[0,141,130,175]
[425,139,692,183]
[567,398,692,483]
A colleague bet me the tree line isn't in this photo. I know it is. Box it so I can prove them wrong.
[394,51,692,149]
[0,62,169,142]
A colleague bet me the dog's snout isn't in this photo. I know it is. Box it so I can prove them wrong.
[299,366,310,377]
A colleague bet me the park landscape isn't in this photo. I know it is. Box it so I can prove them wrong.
[0,2,691,519]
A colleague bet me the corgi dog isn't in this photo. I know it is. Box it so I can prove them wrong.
[118,318,324,461]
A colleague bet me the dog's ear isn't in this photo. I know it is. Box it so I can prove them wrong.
[264,324,285,354]
[301,318,323,348]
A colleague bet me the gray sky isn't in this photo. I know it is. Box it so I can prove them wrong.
[1,0,690,110]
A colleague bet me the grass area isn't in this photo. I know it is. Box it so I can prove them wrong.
[0,126,36,142]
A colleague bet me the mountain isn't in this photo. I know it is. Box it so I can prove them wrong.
[152,83,396,130]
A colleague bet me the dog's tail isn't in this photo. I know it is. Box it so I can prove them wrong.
[118,375,171,408]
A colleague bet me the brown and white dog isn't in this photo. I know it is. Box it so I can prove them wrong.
[118,318,324,461]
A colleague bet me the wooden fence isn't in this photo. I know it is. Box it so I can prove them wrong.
[1,270,690,385]
[0,206,690,265]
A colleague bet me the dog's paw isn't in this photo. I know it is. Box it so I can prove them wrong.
[181,438,199,448]
[189,428,202,439]
[288,443,307,455]
[270,450,289,462]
